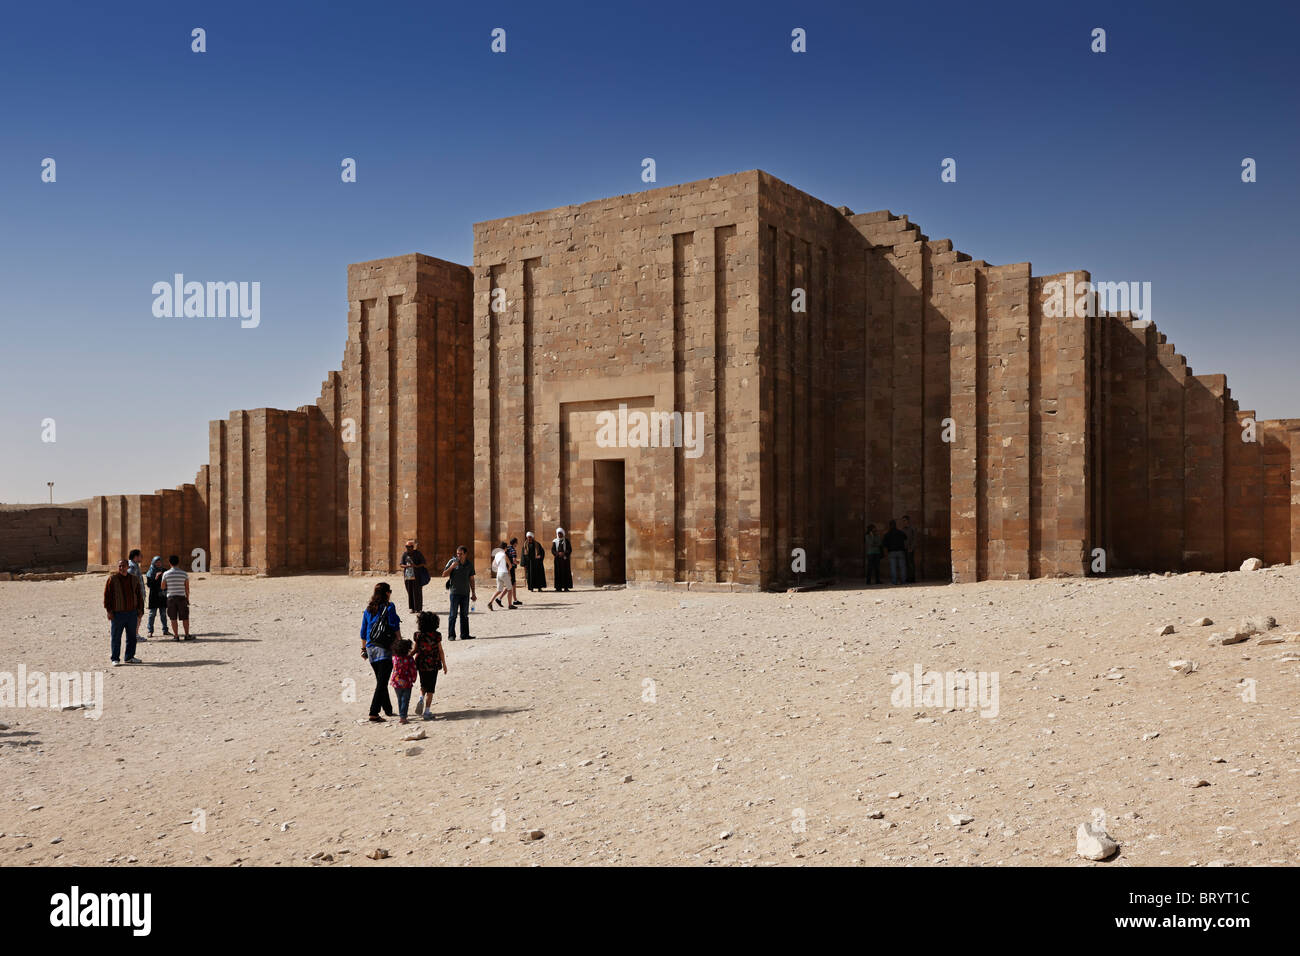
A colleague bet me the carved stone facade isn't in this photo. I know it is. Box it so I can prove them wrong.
[79,171,1299,587]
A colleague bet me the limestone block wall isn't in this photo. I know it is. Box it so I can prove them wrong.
[473,172,763,589]
[69,170,1300,583]
[343,254,474,575]
[87,469,207,571]
[0,506,88,572]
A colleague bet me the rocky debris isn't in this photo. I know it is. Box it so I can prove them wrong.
[948,814,974,826]
[577,759,593,767]
[1239,558,1264,572]
[1169,660,1199,674]
[400,729,426,742]
[1208,631,1249,646]
[719,830,733,839]
[1238,615,1277,635]
[1181,778,1211,788]
[1142,732,1160,741]
[365,848,389,860]
[521,829,545,842]
[621,774,633,783]
[402,746,422,756]
[1257,635,1286,645]
[888,791,902,799]
[1189,617,1213,627]
[1076,821,1119,861]
[865,809,885,819]
[1158,624,1175,636]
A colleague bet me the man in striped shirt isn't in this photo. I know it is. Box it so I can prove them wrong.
[161,555,193,640]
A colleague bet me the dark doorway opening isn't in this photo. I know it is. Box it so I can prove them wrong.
[592,459,626,586]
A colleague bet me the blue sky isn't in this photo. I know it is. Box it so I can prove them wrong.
[1,0,1296,501]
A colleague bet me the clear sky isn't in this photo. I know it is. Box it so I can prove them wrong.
[1,0,1296,502]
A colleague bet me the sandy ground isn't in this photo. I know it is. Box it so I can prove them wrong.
[1,566,1297,867]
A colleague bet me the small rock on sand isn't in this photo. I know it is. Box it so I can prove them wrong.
[1158,624,1175,635]
[1182,778,1211,788]
[948,814,974,826]
[521,829,545,841]
[1076,821,1119,861]
[1208,631,1249,646]
[1239,558,1263,571]
[1238,615,1277,635]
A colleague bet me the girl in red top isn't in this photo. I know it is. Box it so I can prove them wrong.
[412,611,447,721]
[389,638,418,723]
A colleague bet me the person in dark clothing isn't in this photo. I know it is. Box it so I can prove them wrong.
[506,537,521,607]
[522,531,547,591]
[865,525,883,585]
[399,539,429,612]
[901,514,918,583]
[882,519,907,586]
[103,559,144,665]
[144,555,172,638]
[360,582,401,722]
[551,527,573,592]
[441,546,477,641]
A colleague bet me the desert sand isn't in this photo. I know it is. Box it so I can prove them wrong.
[1,566,1297,866]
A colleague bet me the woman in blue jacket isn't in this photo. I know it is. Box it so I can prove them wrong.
[360,582,402,722]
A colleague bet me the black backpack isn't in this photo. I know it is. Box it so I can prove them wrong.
[367,603,396,651]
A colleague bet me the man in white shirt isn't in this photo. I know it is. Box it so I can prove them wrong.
[488,543,512,611]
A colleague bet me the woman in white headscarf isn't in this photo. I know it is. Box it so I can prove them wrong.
[522,531,547,591]
[551,527,573,592]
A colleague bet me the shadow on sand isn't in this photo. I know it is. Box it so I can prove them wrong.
[432,707,531,721]
[141,659,228,668]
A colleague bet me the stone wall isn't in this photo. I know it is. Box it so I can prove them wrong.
[0,506,88,572]
[472,172,763,588]
[87,472,207,571]
[66,169,1300,584]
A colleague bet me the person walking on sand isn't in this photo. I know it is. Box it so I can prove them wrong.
[411,611,446,721]
[506,537,522,607]
[522,531,546,591]
[882,519,907,586]
[162,554,193,640]
[389,638,418,724]
[441,546,476,641]
[144,556,172,639]
[103,559,144,666]
[488,542,512,610]
[399,539,429,613]
[360,582,401,722]
[551,527,573,592]
[865,525,883,585]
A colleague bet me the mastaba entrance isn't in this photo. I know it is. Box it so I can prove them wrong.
[85,171,1300,589]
